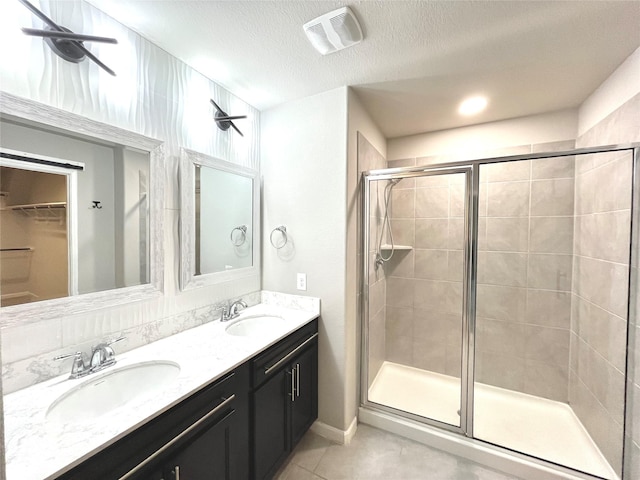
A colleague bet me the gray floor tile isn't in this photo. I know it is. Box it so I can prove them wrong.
[277,425,523,480]
[276,462,327,480]
[289,431,334,471]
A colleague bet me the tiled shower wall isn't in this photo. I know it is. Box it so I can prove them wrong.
[0,0,260,394]
[385,142,576,402]
[571,93,640,476]
[475,157,575,401]
[357,134,387,387]
[384,173,465,378]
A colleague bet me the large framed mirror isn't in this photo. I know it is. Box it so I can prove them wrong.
[180,148,259,290]
[0,93,164,325]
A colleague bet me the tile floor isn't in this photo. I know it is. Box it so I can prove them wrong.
[275,424,523,480]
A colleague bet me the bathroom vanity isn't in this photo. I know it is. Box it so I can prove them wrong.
[3,302,319,480]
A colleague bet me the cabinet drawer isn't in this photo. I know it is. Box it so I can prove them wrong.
[251,319,318,388]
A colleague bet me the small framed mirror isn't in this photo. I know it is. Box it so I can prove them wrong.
[180,148,259,290]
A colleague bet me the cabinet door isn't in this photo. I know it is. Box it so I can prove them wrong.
[290,343,318,446]
[252,369,290,479]
[161,409,235,480]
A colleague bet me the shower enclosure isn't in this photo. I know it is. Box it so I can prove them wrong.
[360,144,639,480]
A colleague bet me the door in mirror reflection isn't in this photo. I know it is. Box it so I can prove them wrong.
[195,165,253,275]
[0,165,69,306]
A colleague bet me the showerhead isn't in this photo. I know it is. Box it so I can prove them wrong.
[389,178,401,186]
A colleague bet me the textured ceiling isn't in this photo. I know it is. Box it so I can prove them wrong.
[86,0,640,138]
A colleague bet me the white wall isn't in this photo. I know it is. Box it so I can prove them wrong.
[388,109,578,161]
[579,46,640,136]
[261,87,349,431]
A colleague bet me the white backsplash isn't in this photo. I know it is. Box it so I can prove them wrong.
[261,290,321,312]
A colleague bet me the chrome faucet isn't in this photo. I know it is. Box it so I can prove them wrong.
[54,336,125,379]
[220,299,247,322]
[89,337,124,372]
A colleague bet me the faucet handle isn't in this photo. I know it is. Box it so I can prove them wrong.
[107,336,126,346]
[91,336,125,353]
[54,351,89,379]
[53,351,83,361]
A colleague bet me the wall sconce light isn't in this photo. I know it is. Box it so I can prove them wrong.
[19,0,118,76]
[210,99,247,137]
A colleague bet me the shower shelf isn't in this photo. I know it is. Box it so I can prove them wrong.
[381,244,412,251]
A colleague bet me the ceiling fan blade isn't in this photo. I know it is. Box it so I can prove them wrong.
[209,99,225,114]
[229,121,244,137]
[18,0,64,32]
[215,115,247,121]
[22,28,118,44]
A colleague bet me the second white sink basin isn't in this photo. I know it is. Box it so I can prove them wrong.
[225,315,286,337]
[46,360,180,424]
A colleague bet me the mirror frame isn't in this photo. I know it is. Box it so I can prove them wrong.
[179,148,259,290]
[0,92,165,326]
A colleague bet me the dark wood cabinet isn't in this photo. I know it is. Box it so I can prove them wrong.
[289,343,317,446]
[157,406,238,480]
[251,320,318,479]
[253,365,290,479]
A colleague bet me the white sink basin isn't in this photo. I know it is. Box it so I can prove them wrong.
[225,315,286,337]
[46,361,180,424]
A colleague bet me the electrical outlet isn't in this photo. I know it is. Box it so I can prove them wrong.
[297,273,307,291]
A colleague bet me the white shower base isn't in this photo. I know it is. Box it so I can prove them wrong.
[368,362,617,480]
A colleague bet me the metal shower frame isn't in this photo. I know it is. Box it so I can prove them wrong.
[360,143,640,480]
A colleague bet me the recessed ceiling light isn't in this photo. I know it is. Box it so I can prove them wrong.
[458,96,488,116]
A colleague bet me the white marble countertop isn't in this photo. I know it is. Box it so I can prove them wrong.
[3,299,320,480]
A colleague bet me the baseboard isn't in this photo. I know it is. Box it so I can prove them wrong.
[310,416,358,445]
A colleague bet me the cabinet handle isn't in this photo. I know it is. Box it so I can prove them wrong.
[264,333,318,375]
[289,368,296,402]
[172,465,180,480]
[296,363,300,398]
[118,395,235,480]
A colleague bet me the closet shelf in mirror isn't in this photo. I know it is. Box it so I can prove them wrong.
[380,244,412,251]
[1,291,38,307]
[2,202,66,220]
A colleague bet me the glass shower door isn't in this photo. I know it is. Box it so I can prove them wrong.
[363,167,472,430]
[473,151,633,480]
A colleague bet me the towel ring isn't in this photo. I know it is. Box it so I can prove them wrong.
[230,225,247,246]
[270,226,288,249]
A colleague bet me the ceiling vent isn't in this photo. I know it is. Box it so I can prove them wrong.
[303,7,363,55]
